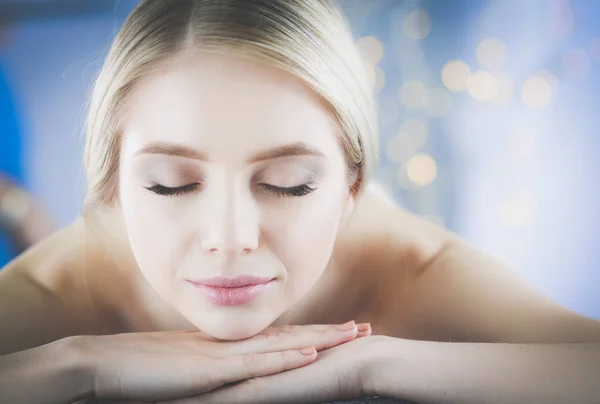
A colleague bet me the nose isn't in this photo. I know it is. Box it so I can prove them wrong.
[199,180,259,257]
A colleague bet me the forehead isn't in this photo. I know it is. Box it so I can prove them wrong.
[121,51,342,162]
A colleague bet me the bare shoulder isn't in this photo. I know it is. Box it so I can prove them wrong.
[333,183,453,325]
[344,184,600,343]
[338,183,453,274]
[0,218,122,354]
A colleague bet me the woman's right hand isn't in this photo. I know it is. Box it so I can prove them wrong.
[74,321,370,402]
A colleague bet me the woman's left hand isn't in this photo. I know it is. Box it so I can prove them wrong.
[159,325,382,404]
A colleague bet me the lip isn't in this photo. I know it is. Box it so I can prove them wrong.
[189,275,275,288]
[187,276,275,306]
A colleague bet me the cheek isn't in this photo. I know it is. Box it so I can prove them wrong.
[119,174,191,290]
[265,188,346,290]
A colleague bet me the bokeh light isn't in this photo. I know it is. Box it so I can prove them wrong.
[494,73,514,103]
[406,153,437,186]
[386,135,409,164]
[403,8,432,40]
[378,96,401,128]
[386,119,429,163]
[467,70,498,102]
[476,38,508,68]
[548,0,574,39]
[356,36,384,65]
[399,81,429,110]
[521,75,553,108]
[563,49,591,79]
[396,163,414,190]
[365,64,386,93]
[426,87,453,116]
[400,119,429,142]
[442,60,472,92]
[536,70,559,93]
[365,64,376,88]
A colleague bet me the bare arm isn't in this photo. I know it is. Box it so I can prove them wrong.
[0,220,121,403]
[0,215,125,356]
[388,239,600,343]
[0,240,106,403]
[370,229,600,402]
[370,337,600,404]
[0,337,93,404]
[0,258,110,356]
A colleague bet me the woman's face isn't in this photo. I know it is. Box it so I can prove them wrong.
[118,51,355,340]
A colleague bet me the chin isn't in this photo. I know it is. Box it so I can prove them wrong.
[200,321,269,341]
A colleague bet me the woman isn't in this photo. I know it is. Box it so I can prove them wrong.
[1,1,600,403]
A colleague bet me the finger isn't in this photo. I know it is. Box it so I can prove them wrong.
[212,347,318,387]
[356,322,372,338]
[220,322,358,356]
[149,350,318,403]
[195,358,353,404]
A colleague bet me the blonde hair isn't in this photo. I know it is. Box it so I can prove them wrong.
[84,0,379,208]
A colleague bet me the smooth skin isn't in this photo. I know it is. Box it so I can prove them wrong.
[1,53,600,404]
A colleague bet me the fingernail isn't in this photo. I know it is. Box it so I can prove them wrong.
[335,320,357,331]
[357,323,371,332]
[300,347,316,355]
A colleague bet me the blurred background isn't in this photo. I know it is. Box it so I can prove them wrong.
[0,0,599,319]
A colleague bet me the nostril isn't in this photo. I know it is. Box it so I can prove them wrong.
[207,247,223,256]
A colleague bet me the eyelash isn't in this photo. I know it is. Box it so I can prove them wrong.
[145,183,200,196]
[260,183,316,197]
[145,183,316,198]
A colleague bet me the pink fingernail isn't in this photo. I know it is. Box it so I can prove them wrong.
[357,323,371,332]
[335,320,357,331]
[300,347,316,355]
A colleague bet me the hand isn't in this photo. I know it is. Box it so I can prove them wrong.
[74,321,367,402]
[155,325,381,404]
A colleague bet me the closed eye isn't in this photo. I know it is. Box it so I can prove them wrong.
[144,183,316,198]
[260,183,316,197]
[145,183,200,196]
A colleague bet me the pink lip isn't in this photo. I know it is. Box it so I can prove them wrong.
[188,276,275,306]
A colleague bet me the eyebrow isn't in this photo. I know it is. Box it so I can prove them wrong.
[134,142,326,163]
